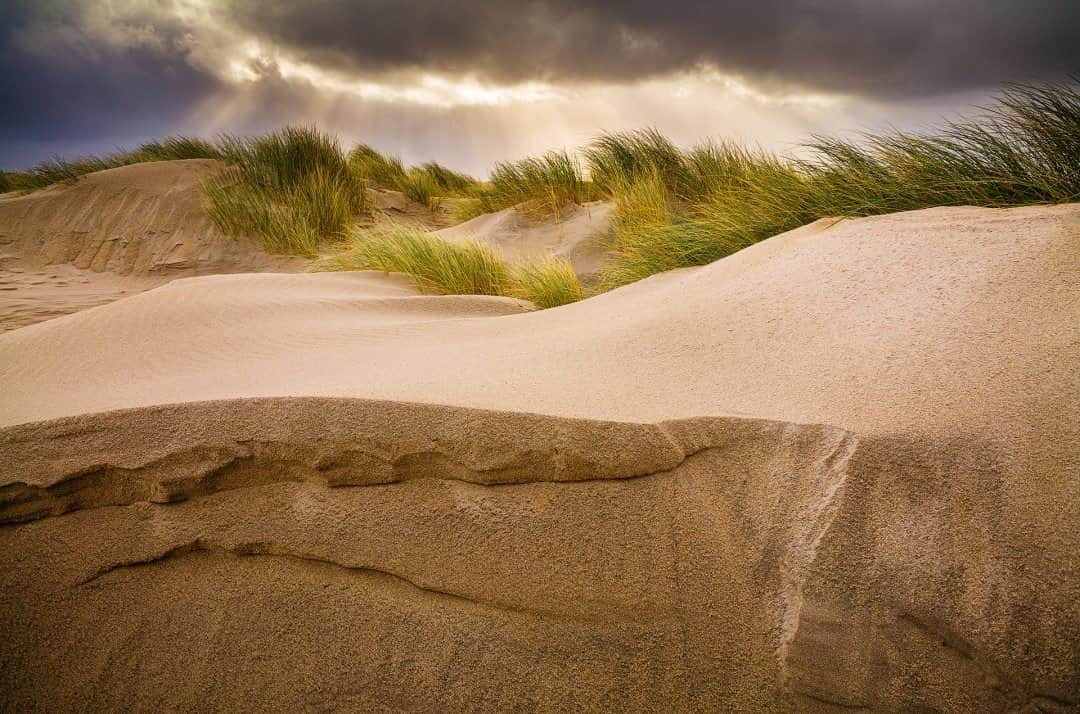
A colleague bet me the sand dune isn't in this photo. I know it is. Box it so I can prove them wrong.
[434,201,614,277]
[1,204,1077,710]
[0,160,305,331]
[3,204,1075,437]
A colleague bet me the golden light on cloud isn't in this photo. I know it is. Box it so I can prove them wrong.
[14,0,1014,179]
[59,0,848,120]
[272,58,564,107]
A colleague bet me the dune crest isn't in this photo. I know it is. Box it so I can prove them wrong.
[1,204,1077,711]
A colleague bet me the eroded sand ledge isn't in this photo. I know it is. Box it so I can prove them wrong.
[1,203,1077,711]
[1,397,1074,711]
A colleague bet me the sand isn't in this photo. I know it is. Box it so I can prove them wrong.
[0,160,305,331]
[434,201,615,278]
[1,203,1078,711]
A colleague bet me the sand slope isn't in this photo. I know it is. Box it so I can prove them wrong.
[1,204,1078,711]
[0,160,305,331]
[435,200,614,277]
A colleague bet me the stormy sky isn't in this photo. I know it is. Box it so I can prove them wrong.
[2,0,1077,173]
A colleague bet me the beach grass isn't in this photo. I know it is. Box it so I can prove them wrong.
[324,224,509,295]
[452,198,488,223]
[323,224,584,308]
[0,172,34,192]
[6,81,1076,291]
[348,144,408,188]
[590,81,1080,287]
[485,150,595,220]
[204,126,368,256]
[349,144,480,210]
[15,136,223,190]
[509,256,585,308]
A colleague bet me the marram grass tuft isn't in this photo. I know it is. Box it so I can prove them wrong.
[322,224,585,308]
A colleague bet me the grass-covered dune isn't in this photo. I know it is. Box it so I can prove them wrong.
[329,81,1079,304]
[0,137,223,192]
[202,128,368,257]
[581,82,1079,288]
[2,128,482,259]
[5,81,1077,304]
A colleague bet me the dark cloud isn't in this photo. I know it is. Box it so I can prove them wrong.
[1,0,1076,169]
[223,0,1080,95]
[0,1,221,162]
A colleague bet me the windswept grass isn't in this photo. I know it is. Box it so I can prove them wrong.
[129,136,222,162]
[591,81,1080,288]
[349,144,480,210]
[509,257,584,308]
[585,129,686,197]
[8,81,1075,292]
[324,224,509,295]
[1,172,35,193]
[16,136,223,190]
[204,126,367,256]
[323,224,584,308]
[797,83,1080,212]
[415,162,479,195]
[348,144,408,188]
[486,150,594,219]
[397,169,442,210]
[452,198,488,223]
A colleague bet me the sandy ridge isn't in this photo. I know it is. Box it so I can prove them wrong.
[0,397,700,523]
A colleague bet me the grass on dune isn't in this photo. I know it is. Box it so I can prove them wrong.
[414,161,479,196]
[0,172,33,193]
[204,126,368,256]
[7,80,1076,296]
[309,80,1080,302]
[584,128,686,197]
[323,224,584,308]
[452,198,488,223]
[348,144,408,188]
[13,136,223,190]
[129,136,222,162]
[508,256,584,308]
[588,81,1080,288]
[328,224,508,295]
[485,150,596,220]
[349,144,480,210]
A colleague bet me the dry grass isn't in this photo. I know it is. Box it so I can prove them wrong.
[485,150,595,220]
[9,80,1075,293]
[14,136,223,190]
[322,224,584,308]
[509,257,584,308]
[589,81,1080,288]
[323,224,509,295]
[204,127,368,256]
[349,145,480,211]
